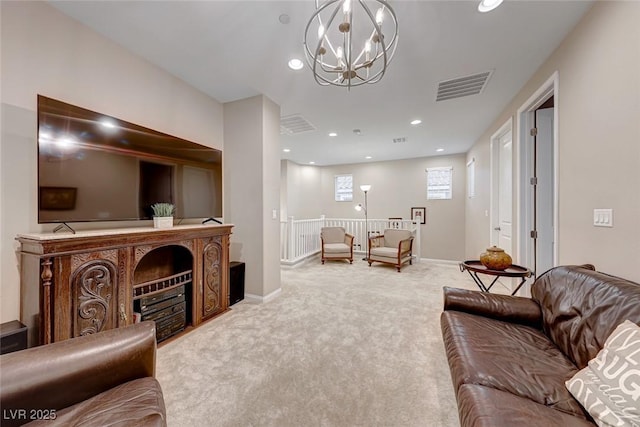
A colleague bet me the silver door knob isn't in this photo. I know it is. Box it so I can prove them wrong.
[494,227,501,231]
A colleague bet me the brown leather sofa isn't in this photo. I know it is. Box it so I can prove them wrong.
[441,265,640,427]
[0,321,166,427]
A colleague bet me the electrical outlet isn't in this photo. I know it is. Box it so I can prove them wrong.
[593,209,613,227]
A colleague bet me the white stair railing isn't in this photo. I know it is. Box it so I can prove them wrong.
[280,217,420,265]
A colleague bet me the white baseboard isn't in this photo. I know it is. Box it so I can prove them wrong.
[244,287,282,304]
[420,258,461,265]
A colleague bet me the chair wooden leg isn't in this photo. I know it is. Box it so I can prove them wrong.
[322,259,325,264]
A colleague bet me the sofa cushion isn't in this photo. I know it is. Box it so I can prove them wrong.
[531,266,640,369]
[442,310,587,418]
[321,227,345,244]
[566,320,640,427]
[370,246,399,259]
[323,243,350,254]
[383,229,411,248]
[457,384,595,427]
[24,377,166,427]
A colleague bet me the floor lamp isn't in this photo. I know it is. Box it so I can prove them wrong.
[355,184,371,261]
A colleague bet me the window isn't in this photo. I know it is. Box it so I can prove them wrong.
[467,158,475,198]
[426,167,453,200]
[334,174,353,202]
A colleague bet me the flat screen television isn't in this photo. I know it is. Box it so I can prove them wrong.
[37,95,222,224]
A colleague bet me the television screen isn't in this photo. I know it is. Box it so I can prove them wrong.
[37,95,222,223]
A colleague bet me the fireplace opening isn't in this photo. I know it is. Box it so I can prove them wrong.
[132,245,193,343]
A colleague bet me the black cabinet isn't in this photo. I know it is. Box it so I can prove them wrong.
[1,321,27,354]
[229,262,245,306]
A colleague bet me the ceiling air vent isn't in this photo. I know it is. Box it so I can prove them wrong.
[436,70,493,102]
[280,114,316,135]
[393,137,407,144]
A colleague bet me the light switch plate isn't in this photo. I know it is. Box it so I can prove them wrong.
[593,209,613,227]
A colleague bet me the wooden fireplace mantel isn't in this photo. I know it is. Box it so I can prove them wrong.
[17,224,233,346]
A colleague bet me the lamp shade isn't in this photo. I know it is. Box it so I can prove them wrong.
[360,184,372,192]
[355,203,363,211]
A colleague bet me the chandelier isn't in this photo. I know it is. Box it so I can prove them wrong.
[303,0,399,89]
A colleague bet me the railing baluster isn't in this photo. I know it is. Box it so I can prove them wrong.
[280,217,421,264]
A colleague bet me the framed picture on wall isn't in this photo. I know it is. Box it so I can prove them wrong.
[411,207,426,224]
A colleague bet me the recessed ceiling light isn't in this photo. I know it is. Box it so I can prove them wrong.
[288,59,304,70]
[365,156,372,159]
[328,132,337,137]
[410,119,422,125]
[309,161,315,165]
[283,148,291,153]
[478,0,503,13]
[436,148,444,152]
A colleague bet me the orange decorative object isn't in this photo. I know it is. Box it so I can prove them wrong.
[479,246,512,271]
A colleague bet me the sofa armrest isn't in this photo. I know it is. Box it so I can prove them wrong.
[369,235,384,249]
[0,321,157,417]
[443,286,542,328]
[399,237,413,255]
[344,233,355,246]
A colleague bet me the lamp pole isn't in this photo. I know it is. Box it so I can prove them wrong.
[360,184,371,260]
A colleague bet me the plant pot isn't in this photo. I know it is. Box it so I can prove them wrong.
[479,246,512,271]
[153,216,173,229]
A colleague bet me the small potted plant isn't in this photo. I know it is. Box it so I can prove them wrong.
[151,202,175,229]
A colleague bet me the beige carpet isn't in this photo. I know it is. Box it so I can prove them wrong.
[156,258,483,427]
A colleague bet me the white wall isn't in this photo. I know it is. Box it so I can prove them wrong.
[466,1,640,282]
[0,2,224,323]
[281,160,323,220]
[224,95,281,298]
[283,154,467,261]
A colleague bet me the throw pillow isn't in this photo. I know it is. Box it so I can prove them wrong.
[565,320,640,427]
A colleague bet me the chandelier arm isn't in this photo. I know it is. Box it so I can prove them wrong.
[305,1,344,86]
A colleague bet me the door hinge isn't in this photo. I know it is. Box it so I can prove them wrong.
[530,230,538,239]
[530,177,538,185]
[530,127,538,136]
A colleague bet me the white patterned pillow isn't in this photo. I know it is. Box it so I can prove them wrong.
[566,320,640,427]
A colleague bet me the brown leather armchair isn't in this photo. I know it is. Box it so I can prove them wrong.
[0,321,166,427]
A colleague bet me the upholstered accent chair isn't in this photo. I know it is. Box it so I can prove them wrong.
[368,229,414,272]
[320,227,355,264]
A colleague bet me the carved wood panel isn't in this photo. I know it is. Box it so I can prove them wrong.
[202,241,222,318]
[72,260,118,337]
[71,250,117,272]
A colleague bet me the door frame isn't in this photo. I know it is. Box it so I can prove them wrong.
[489,118,513,248]
[515,71,559,273]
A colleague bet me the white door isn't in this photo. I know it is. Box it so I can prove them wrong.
[535,108,554,275]
[491,130,513,256]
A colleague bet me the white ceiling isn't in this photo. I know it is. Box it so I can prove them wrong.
[50,0,593,166]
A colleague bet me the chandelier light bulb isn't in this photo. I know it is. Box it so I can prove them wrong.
[343,0,351,14]
[376,8,384,25]
[318,24,325,39]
